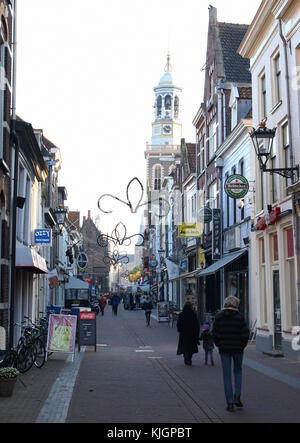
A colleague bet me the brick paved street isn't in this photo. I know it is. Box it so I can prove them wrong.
[1,304,300,423]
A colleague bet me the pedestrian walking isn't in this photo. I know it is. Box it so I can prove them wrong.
[111,293,121,316]
[99,296,107,316]
[176,301,200,366]
[142,296,153,326]
[212,296,249,412]
[199,323,214,366]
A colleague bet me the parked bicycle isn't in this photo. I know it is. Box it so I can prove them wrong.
[0,322,35,373]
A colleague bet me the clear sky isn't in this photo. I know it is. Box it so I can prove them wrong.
[16,0,261,252]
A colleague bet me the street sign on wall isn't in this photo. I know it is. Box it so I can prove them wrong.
[34,229,52,246]
[224,175,249,200]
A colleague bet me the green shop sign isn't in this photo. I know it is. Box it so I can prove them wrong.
[224,175,249,199]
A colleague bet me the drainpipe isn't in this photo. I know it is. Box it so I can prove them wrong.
[278,19,300,330]
[9,0,18,348]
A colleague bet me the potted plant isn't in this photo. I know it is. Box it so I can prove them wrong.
[0,367,19,397]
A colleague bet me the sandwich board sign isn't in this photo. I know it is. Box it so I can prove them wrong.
[78,311,97,352]
[46,314,77,362]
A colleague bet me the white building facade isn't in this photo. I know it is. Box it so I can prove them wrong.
[239,0,300,359]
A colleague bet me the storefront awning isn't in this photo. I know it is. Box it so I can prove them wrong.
[195,249,248,278]
[16,246,48,274]
[165,258,180,280]
[65,276,89,290]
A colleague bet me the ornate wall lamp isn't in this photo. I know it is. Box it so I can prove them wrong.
[250,122,299,180]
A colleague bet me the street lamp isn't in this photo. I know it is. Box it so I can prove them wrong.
[54,207,67,236]
[250,122,299,179]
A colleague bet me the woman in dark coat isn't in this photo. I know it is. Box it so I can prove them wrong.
[177,302,200,366]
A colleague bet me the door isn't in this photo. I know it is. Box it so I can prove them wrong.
[273,271,282,351]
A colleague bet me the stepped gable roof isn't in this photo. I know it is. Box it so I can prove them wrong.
[217,22,251,84]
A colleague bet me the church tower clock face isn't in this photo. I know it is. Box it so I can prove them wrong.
[163,124,172,135]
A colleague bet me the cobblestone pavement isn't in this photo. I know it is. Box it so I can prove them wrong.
[1,305,300,423]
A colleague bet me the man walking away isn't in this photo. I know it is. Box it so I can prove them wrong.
[177,302,200,366]
[111,293,121,316]
[142,296,153,326]
[212,296,249,412]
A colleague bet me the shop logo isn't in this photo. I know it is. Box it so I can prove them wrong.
[224,175,249,200]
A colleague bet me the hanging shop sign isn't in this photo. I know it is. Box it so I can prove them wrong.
[77,252,88,271]
[198,207,213,224]
[46,314,77,362]
[150,255,158,268]
[212,209,222,261]
[224,175,249,200]
[34,228,52,246]
[178,223,202,238]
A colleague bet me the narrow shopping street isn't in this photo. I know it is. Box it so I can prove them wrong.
[2,306,299,424]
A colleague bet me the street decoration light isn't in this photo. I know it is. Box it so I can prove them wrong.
[97,177,170,218]
[250,121,299,179]
[104,249,130,268]
[97,222,144,248]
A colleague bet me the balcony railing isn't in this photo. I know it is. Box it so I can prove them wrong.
[145,144,181,154]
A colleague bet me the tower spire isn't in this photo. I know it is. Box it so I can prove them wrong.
[165,51,172,73]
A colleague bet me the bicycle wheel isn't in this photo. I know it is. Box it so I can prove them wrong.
[0,350,18,368]
[17,345,34,373]
[33,338,46,368]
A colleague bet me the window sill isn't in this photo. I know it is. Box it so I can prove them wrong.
[270,100,282,115]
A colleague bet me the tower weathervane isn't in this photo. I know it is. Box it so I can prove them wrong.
[165,51,172,73]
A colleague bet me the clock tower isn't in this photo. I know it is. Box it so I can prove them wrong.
[145,53,183,192]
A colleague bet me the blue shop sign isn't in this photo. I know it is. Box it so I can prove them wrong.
[34,229,52,245]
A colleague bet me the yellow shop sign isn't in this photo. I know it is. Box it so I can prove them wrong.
[178,223,202,238]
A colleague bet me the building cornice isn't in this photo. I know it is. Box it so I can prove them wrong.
[238,0,277,58]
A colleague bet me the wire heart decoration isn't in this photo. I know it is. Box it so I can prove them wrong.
[97,177,170,218]
[97,222,144,248]
[104,249,130,268]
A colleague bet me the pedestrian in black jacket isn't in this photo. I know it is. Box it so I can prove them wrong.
[177,302,200,366]
[199,323,214,366]
[212,296,249,412]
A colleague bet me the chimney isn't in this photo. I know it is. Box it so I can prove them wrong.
[88,210,91,219]
[209,5,217,25]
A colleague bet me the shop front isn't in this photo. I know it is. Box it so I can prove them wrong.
[196,249,248,325]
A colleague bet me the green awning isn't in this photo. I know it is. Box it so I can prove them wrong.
[196,249,248,278]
